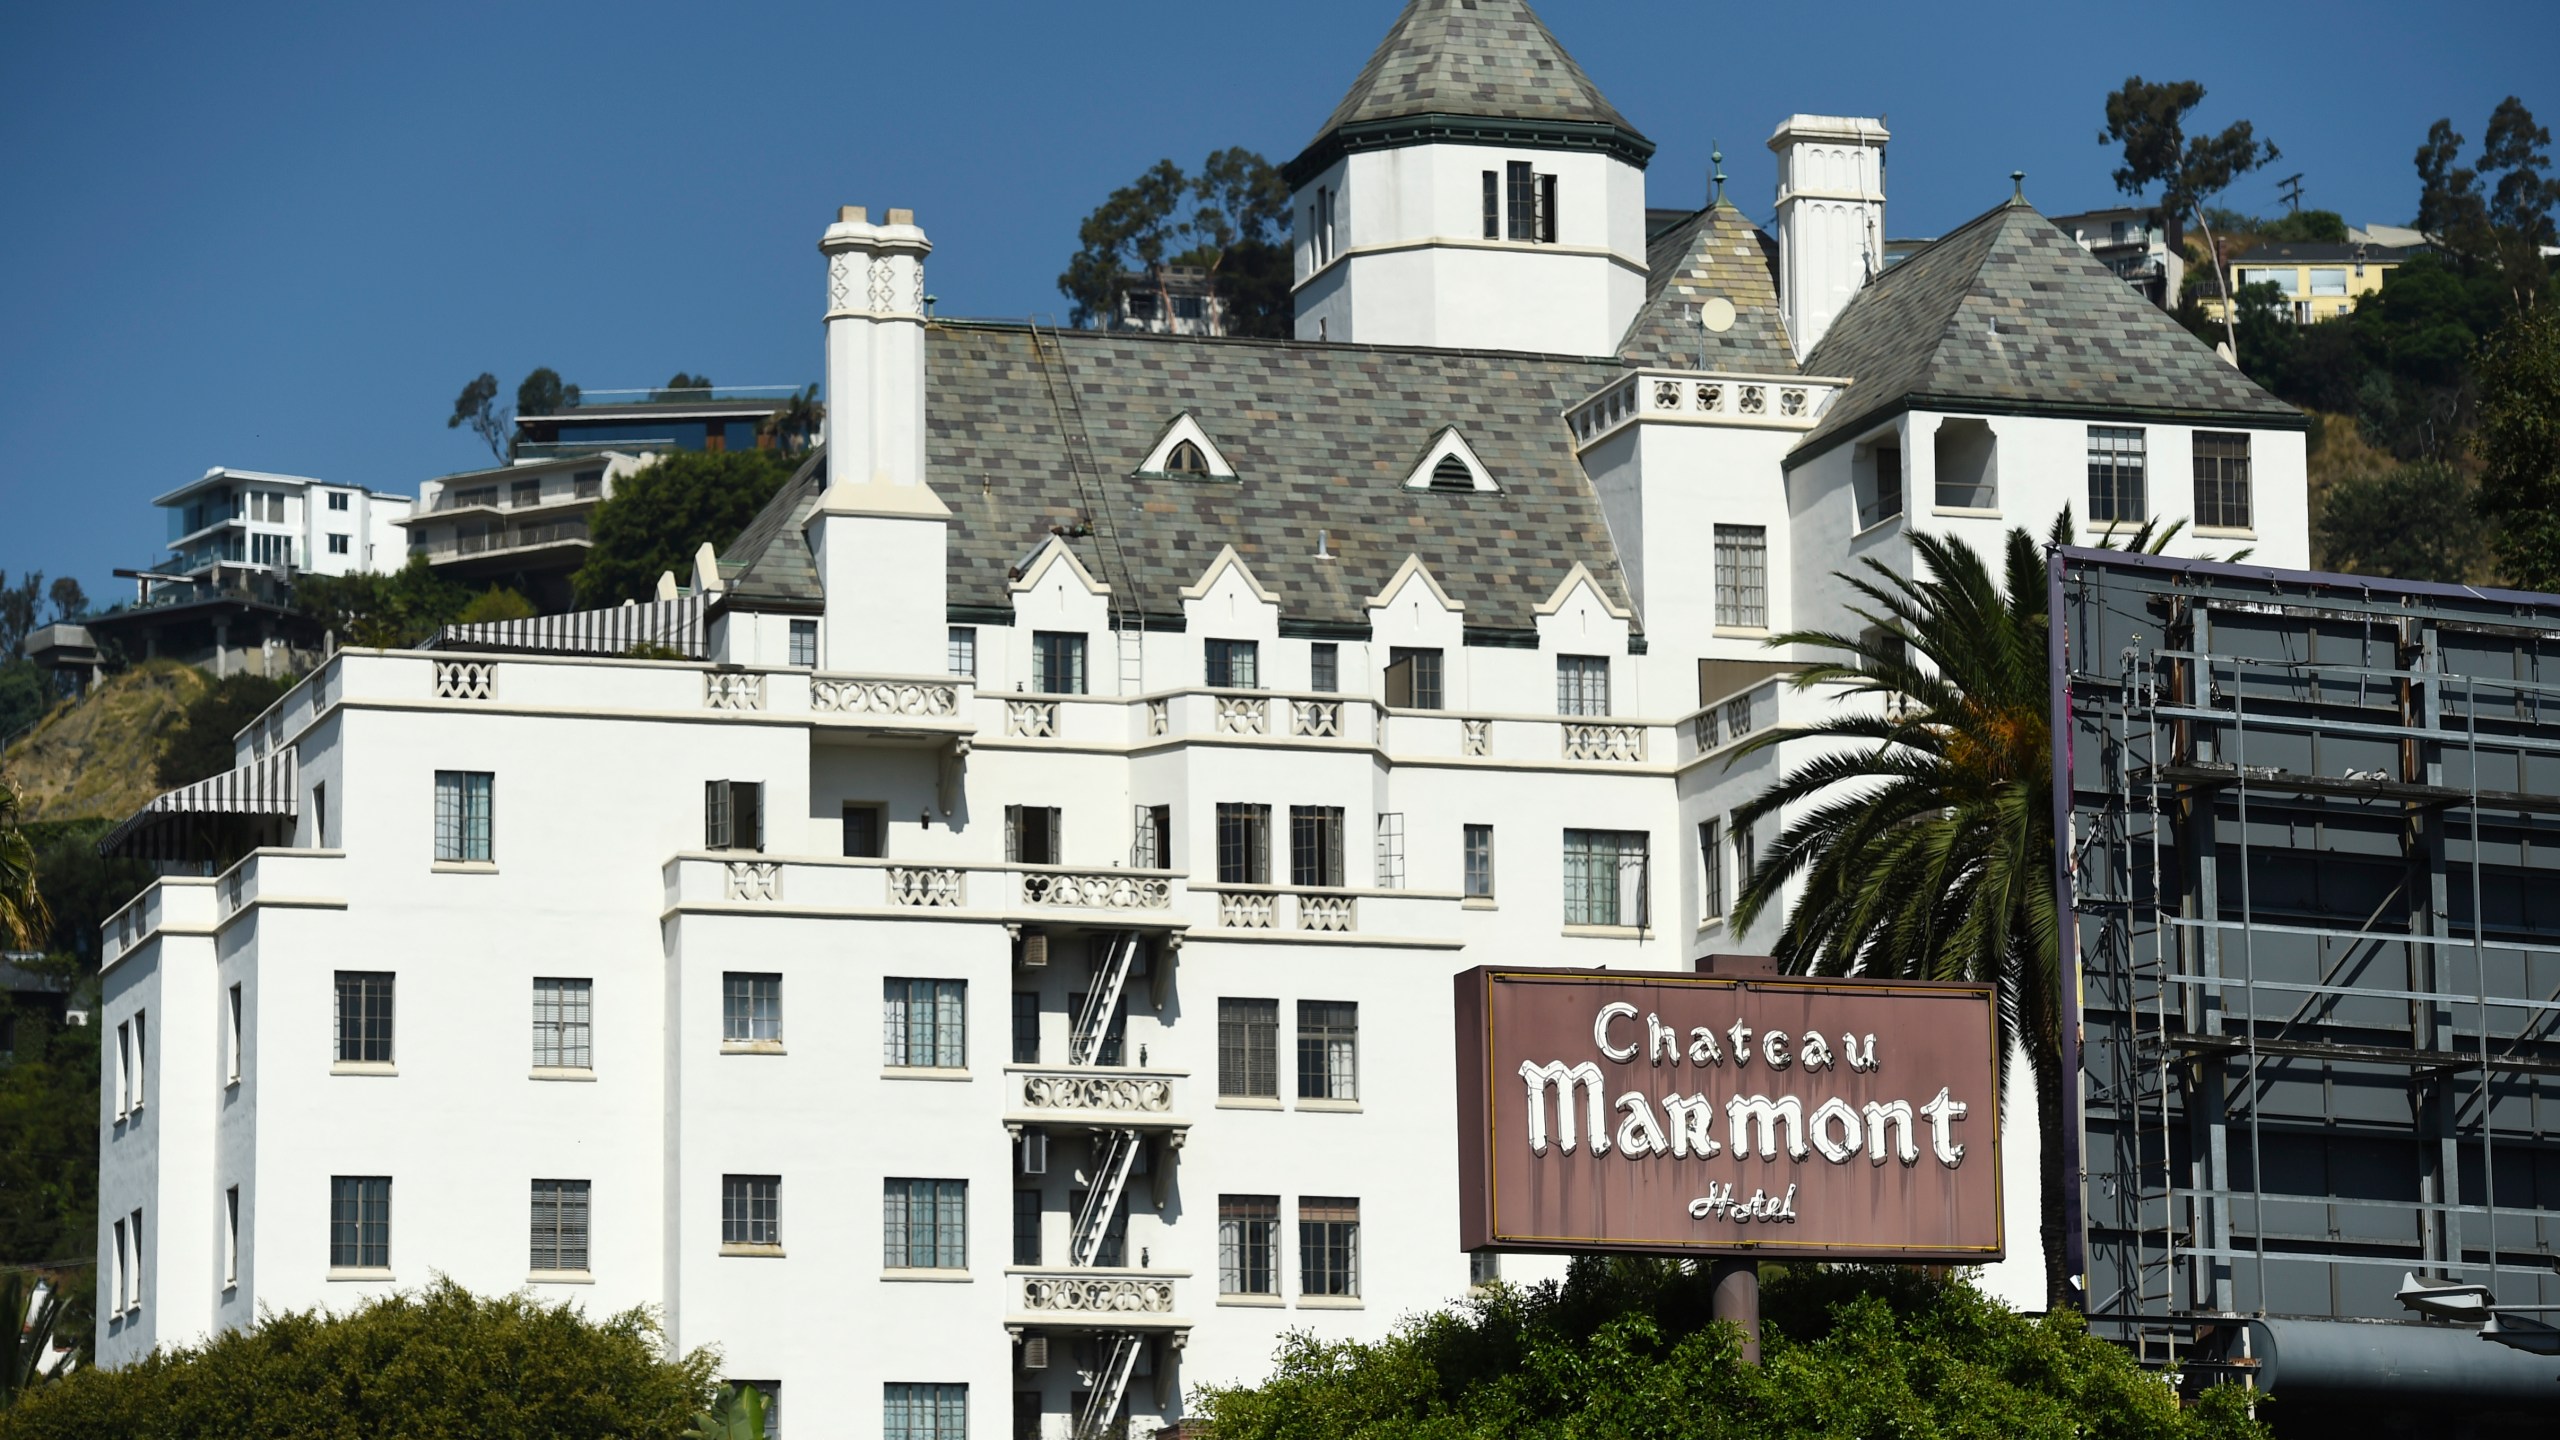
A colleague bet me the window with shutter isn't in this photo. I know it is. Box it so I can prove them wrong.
[530,1178,590,1273]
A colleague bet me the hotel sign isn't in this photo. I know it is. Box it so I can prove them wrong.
[1454,967,2002,1260]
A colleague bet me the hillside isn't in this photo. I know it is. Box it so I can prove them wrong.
[0,662,207,822]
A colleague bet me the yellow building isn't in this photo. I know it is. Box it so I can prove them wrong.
[2204,240,2408,324]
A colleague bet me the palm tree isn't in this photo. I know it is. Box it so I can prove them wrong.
[0,777,48,953]
[1727,520,2076,1304]
[759,385,825,457]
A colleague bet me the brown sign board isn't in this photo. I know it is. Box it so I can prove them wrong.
[1454,966,2003,1261]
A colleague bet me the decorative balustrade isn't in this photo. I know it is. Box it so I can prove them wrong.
[725,862,781,902]
[1723,692,1754,740]
[1215,696,1268,735]
[1013,1067,1178,1118]
[889,867,965,907]
[1147,699,1168,737]
[1564,722,1646,762]
[1023,871,1172,909]
[434,661,494,700]
[1568,370,1837,448]
[1016,1272,1178,1318]
[1008,700,1058,738]
[1461,718,1491,757]
[1217,892,1275,929]
[1291,699,1340,737]
[1297,893,1356,933]
[704,672,764,711]
[812,677,957,717]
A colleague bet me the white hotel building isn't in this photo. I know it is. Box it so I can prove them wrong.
[92,3,2308,1436]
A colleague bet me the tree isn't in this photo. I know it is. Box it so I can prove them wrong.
[294,557,470,650]
[447,372,508,463]
[2417,99,2560,304]
[2315,462,2490,582]
[456,586,538,626]
[2254,207,2348,244]
[1195,1258,2266,1439]
[571,449,798,608]
[654,372,715,402]
[758,384,825,456]
[516,367,580,418]
[1,1269,71,1407]
[154,673,295,790]
[2101,77,2281,358]
[0,574,42,661]
[0,1007,94,1362]
[0,780,45,951]
[683,1383,771,1440]
[0,1278,717,1439]
[2473,303,2560,590]
[1057,150,1294,333]
[38,582,82,628]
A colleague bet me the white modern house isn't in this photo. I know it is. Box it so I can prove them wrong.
[149,467,410,584]
[93,4,2309,1438]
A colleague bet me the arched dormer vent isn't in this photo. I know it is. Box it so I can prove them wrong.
[1166,441,1209,476]
[1403,427,1496,493]
[1137,413,1236,480]
[1429,454,1473,490]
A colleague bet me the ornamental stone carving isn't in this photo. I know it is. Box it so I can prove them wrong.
[1147,699,1168,737]
[435,661,495,700]
[813,678,958,717]
[705,672,765,710]
[1738,385,1767,416]
[1218,892,1275,929]
[828,252,854,312]
[1297,894,1356,933]
[889,867,965,907]
[1018,1071,1175,1114]
[1462,718,1491,757]
[1723,693,1755,738]
[1564,723,1646,762]
[1008,700,1058,737]
[1292,700,1340,738]
[1215,696,1267,735]
[1019,1276,1176,1314]
[726,862,782,902]
[1023,871,1171,909]
[867,257,894,312]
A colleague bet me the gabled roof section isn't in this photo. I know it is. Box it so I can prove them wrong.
[1791,198,2306,466]
[1287,0,1652,184]
[715,448,829,606]
[1618,199,1797,373]
[1009,534,1110,596]
[1137,412,1237,479]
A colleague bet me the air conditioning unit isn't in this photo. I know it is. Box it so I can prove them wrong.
[1019,1129,1049,1176]
[1022,931,1049,968]
[1022,1333,1049,1370]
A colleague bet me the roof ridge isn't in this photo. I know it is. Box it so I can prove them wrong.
[1305,0,1642,149]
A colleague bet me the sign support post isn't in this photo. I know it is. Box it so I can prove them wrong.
[1709,1258,1760,1365]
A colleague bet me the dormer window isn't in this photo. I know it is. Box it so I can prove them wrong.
[1166,440,1209,477]
[1404,427,1496,493]
[1138,414,1236,479]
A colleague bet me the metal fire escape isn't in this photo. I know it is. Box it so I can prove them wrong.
[1067,931,1147,1439]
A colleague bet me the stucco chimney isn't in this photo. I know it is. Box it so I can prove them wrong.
[1768,116,1888,361]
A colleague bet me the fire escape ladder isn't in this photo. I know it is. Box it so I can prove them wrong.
[1070,1128,1141,1268]
[1070,931,1138,1068]
[1072,1333,1143,1440]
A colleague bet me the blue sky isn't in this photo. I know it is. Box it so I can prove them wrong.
[2,0,2550,606]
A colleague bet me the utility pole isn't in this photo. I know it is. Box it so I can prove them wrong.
[2276,173,2304,215]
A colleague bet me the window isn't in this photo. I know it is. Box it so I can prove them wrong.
[1386,647,1444,709]
[1132,803,1170,870]
[723,1175,780,1249]
[1556,656,1610,716]
[705,780,764,852]
[111,1218,127,1310]
[327,533,350,555]
[842,804,884,859]
[1934,417,1996,509]
[1289,805,1345,887]
[1216,803,1271,884]
[328,491,350,511]
[1219,998,1279,1098]
[530,977,593,1069]
[511,479,542,507]
[1698,819,1724,919]
[116,1020,131,1114]
[1860,442,1905,528]
[132,1011,147,1109]
[330,1176,391,1270]
[1011,991,1040,1064]
[1464,824,1495,899]
[788,619,818,668]
[433,771,492,862]
[1205,638,1260,689]
[335,972,393,1064]
[573,470,604,500]
[1309,642,1339,694]
[1031,631,1086,694]
[226,983,243,1084]
[884,1178,967,1269]
[724,973,782,1045]
[1066,989,1128,1066]
[1220,1195,1280,1295]
[884,1384,966,1440]
[1471,1250,1502,1287]
[1005,805,1061,866]
[1481,169,1500,239]
[530,1179,590,1273]
[128,1208,144,1307]
[1506,161,1536,241]
[2087,426,2147,525]
[1013,1187,1042,1266]
[1733,816,1758,890]
[1300,1197,1360,1297]
[1713,527,1767,629]
[1165,439,1209,475]
[1174,294,1204,321]
[885,978,966,1069]
[1297,1001,1358,1101]
[947,626,977,679]
[1375,812,1405,889]
[1563,829,1650,928]
[225,1186,240,1286]
[2308,267,2350,295]
[2193,431,2253,530]
[312,780,328,848]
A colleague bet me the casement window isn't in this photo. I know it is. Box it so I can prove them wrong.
[1713,526,1767,629]
[1066,989,1128,1067]
[1733,816,1758,890]
[1385,647,1444,709]
[842,803,885,859]
[224,1187,240,1287]
[330,1176,391,1270]
[226,984,243,1084]
[433,771,493,862]
[1205,638,1260,689]
[126,1208,143,1309]
[1504,161,1557,243]
[883,1178,968,1270]
[1032,631,1087,694]
[1297,1001,1359,1101]
[2087,425,2148,524]
[1464,824,1495,899]
[530,1178,590,1273]
[1375,813,1405,889]
[327,533,350,555]
[1131,803,1171,870]
[788,619,818,668]
[1289,805,1346,888]
[1563,829,1650,928]
[1309,642,1339,694]
[884,978,966,1069]
[1698,819,1724,920]
[1216,803,1271,884]
[1299,1197,1361,1297]
[1011,990,1040,1064]
[723,973,782,1045]
[532,977,593,1069]
[704,780,764,852]
[883,1383,966,1440]
[1005,805,1061,866]
[1219,998,1279,1098]
[1220,1194,1280,1294]
[947,626,977,679]
[110,1218,127,1310]
[327,491,350,511]
[334,972,393,1064]
[311,781,328,849]
[1481,169,1500,239]
[1013,1187,1042,1266]
[1556,655,1610,717]
[722,1175,780,1249]
[136,1011,149,1107]
[2193,431,2253,530]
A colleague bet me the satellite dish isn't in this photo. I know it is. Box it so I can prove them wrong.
[1699,297,1737,333]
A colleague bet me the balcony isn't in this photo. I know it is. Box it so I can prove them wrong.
[1566,368,1847,451]
[410,519,590,561]
[1006,1268,1189,1333]
[1004,1065,1188,1133]
[663,855,1190,934]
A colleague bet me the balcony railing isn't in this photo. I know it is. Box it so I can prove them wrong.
[1005,1065,1187,1130]
[1007,1268,1187,1330]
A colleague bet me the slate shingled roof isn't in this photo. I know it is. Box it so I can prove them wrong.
[721,323,1640,634]
[1618,200,1798,373]
[1793,198,2304,464]
[1311,0,1639,143]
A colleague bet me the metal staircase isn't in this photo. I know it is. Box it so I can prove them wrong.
[1026,320,1145,694]
[1073,1334,1144,1440]
[1070,1128,1142,1267]
[1070,932,1140,1067]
